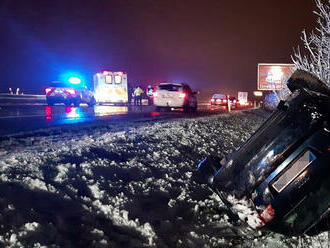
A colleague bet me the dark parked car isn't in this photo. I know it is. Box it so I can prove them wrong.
[45,81,95,107]
[210,93,227,106]
[195,70,330,236]
[210,94,238,108]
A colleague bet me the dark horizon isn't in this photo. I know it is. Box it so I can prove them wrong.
[0,0,316,96]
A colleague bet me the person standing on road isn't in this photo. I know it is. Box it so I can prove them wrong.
[133,86,144,106]
[146,85,154,105]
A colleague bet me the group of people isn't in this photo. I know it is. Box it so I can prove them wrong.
[9,88,23,95]
[131,85,154,106]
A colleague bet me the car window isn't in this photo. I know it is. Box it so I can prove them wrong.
[158,84,182,91]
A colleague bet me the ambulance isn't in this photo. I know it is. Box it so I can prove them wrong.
[93,71,128,105]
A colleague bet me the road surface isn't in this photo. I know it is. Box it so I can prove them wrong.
[0,103,233,137]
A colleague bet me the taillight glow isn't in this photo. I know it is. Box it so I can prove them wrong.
[65,88,76,95]
[45,106,52,115]
[179,93,186,98]
[211,98,215,102]
[223,99,227,103]
[45,88,52,95]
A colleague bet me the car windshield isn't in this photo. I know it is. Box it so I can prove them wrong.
[158,84,182,91]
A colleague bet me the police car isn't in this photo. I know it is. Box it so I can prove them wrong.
[194,70,330,236]
[45,79,95,107]
[153,83,198,112]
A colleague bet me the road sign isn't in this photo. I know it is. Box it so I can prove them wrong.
[238,91,248,104]
[258,64,295,91]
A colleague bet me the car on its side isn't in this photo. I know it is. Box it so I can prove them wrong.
[45,81,96,107]
[153,83,197,112]
[195,70,330,236]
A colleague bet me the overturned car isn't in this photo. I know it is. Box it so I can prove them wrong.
[195,70,330,236]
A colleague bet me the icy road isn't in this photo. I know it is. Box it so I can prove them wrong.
[0,104,224,136]
[0,109,328,248]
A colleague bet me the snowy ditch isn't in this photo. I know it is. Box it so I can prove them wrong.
[0,110,328,247]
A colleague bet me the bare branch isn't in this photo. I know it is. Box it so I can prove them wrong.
[291,0,330,87]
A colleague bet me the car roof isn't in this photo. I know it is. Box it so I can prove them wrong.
[159,83,183,86]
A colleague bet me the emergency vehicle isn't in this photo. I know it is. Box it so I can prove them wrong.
[93,71,128,105]
[45,79,95,107]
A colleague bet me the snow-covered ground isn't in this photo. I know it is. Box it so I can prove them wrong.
[0,110,328,248]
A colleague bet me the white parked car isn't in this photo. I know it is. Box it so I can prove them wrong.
[153,83,198,112]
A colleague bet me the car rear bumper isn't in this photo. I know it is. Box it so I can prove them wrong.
[153,98,185,108]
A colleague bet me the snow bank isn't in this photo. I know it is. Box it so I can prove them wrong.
[0,110,327,247]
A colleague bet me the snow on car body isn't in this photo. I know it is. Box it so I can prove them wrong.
[195,70,330,236]
[153,83,197,112]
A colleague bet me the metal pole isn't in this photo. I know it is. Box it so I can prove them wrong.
[227,95,231,112]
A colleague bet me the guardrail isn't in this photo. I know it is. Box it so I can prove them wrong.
[0,94,46,104]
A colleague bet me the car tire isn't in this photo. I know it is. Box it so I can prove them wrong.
[183,102,190,113]
[65,100,72,107]
[88,97,96,107]
[191,103,197,112]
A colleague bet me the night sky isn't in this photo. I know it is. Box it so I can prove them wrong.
[0,0,315,95]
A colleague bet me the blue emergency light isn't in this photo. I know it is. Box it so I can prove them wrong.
[68,77,82,85]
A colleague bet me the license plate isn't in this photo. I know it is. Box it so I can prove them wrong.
[271,150,316,193]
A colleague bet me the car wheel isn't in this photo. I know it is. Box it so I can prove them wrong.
[73,101,80,107]
[191,103,197,112]
[88,97,96,107]
[65,100,72,107]
[183,102,190,113]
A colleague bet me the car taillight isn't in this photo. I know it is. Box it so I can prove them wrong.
[233,100,237,104]
[45,88,53,95]
[45,106,52,115]
[211,98,215,102]
[259,204,275,224]
[223,99,227,103]
[179,93,186,98]
[65,88,76,95]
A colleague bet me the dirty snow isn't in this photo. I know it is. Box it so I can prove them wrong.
[0,110,328,247]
